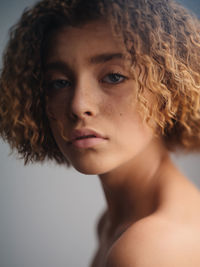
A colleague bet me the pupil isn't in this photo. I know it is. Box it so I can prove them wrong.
[110,74,120,82]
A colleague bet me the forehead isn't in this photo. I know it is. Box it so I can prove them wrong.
[45,20,125,64]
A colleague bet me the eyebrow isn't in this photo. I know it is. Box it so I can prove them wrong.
[45,52,125,72]
[88,52,124,64]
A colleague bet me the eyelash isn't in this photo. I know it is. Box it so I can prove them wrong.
[101,72,127,85]
[46,72,128,90]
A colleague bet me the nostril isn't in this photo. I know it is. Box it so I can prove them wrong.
[85,111,92,116]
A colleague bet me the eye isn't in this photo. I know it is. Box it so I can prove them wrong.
[47,79,71,90]
[102,72,127,84]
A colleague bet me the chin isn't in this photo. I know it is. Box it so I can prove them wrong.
[71,162,107,175]
[68,157,114,175]
[64,148,136,175]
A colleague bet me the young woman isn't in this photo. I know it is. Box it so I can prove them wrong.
[1,0,200,266]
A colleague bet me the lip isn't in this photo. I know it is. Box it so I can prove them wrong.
[70,136,107,148]
[70,128,106,141]
[68,128,107,148]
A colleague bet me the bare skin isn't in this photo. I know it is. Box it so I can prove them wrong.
[44,20,200,266]
[90,158,200,267]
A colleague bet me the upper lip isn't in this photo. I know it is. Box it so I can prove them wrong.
[69,128,107,142]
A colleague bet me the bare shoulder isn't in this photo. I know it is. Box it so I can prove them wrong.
[106,215,200,267]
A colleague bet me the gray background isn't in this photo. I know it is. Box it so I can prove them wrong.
[0,1,200,267]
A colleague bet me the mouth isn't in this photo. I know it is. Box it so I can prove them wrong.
[76,134,97,140]
[69,128,107,148]
[70,135,106,148]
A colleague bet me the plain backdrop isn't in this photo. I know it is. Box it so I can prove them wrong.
[0,1,200,267]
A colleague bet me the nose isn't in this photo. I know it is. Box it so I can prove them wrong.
[68,77,99,121]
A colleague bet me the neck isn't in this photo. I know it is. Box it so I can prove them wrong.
[98,139,171,231]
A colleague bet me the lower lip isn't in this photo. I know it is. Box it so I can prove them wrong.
[70,137,107,148]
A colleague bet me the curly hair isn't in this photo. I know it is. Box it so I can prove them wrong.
[1,0,200,166]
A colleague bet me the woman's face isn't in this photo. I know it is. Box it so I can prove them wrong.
[44,20,157,174]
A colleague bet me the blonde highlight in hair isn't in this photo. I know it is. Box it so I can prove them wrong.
[1,0,200,165]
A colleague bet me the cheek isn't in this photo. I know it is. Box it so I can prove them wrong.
[46,90,69,119]
[46,109,71,148]
[102,94,134,121]
[127,117,155,152]
[113,101,154,147]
